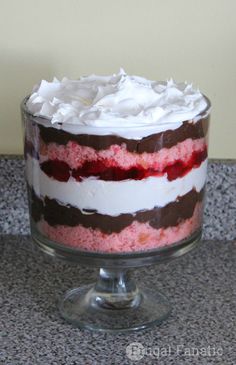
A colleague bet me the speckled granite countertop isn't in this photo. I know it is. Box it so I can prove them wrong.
[0,157,236,365]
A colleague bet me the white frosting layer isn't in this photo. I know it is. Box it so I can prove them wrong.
[26,156,207,216]
[26,69,209,139]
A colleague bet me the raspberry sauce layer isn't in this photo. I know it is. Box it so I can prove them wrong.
[37,117,209,153]
[30,187,204,233]
[39,145,207,182]
[37,202,203,253]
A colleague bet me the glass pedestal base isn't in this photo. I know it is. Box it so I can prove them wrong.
[31,225,202,332]
[59,269,171,333]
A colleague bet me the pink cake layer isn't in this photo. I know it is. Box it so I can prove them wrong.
[39,137,206,170]
[37,202,203,253]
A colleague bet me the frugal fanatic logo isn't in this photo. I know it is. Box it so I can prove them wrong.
[126,342,223,361]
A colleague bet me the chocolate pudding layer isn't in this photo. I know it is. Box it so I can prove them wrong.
[29,187,204,234]
[31,117,209,154]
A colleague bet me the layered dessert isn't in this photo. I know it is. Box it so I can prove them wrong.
[22,69,210,253]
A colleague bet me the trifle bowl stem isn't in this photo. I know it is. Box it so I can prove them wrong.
[59,267,171,332]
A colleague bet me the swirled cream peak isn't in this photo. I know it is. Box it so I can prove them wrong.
[26,69,208,138]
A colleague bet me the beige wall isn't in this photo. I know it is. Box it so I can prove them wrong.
[0,0,235,158]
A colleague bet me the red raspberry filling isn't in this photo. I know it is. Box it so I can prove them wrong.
[40,146,207,182]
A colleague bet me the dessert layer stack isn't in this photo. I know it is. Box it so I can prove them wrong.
[23,70,210,253]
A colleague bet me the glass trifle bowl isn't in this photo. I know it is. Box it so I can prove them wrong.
[21,70,211,332]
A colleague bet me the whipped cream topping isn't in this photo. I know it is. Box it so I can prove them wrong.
[26,69,209,138]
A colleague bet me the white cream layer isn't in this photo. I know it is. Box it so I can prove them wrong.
[26,69,209,139]
[26,156,207,216]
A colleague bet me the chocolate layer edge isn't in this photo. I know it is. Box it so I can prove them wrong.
[29,187,205,234]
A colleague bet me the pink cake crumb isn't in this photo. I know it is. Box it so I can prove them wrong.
[37,203,203,253]
[39,137,206,171]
